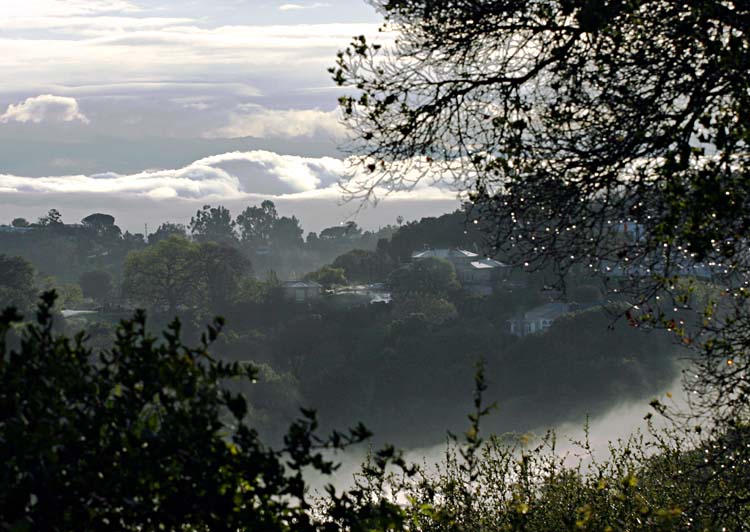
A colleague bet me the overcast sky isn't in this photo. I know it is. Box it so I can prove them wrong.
[0,0,459,233]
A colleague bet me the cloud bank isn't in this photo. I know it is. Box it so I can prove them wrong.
[0,95,89,124]
[0,151,456,201]
[0,151,460,232]
[279,3,332,11]
[207,106,347,140]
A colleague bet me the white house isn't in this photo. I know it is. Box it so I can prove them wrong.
[281,280,323,302]
[508,302,571,337]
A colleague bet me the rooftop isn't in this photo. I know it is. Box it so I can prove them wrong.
[470,258,508,270]
[411,248,479,260]
[282,280,322,289]
[525,302,571,321]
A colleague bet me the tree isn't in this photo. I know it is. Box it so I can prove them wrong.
[37,208,63,227]
[236,200,278,246]
[148,222,187,244]
[332,248,395,283]
[37,277,83,309]
[80,270,114,305]
[189,204,236,244]
[11,218,29,228]
[0,292,372,531]
[388,257,459,297]
[335,1,750,429]
[304,265,347,289]
[199,242,253,313]
[0,255,36,314]
[320,222,361,241]
[391,293,458,324]
[82,212,115,226]
[269,216,304,248]
[123,237,252,316]
[82,212,122,240]
[123,236,203,314]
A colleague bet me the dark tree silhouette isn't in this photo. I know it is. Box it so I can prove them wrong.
[0,293,373,531]
[334,0,750,427]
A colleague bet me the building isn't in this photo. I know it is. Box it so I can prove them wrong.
[508,302,571,337]
[411,248,509,295]
[0,226,32,234]
[281,280,323,302]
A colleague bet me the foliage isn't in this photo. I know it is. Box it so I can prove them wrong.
[335,0,750,459]
[342,424,750,532]
[389,257,460,297]
[37,279,83,310]
[190,204,237,244]
[390,294,457,324]
[325,367,750,532]
[11,218,29,228]
[37,208,63,227]
[0,255,37,314]
[332,248,395,283]
[123,236,251,316]
[336,0,749,270]
[305,265,348,289]
[0,292,373,531]
[148,222,188,244]
[234,276,274,304]
[199,242,253,313]
[81,213,122,240]
[79,270,114,304]
[2,204,397,288]
[269,216,304,249]
[81,212,116,228]
[236,200,278,246]
[320,222,362,240]
[122,236,204,314]
[380,211,482,263]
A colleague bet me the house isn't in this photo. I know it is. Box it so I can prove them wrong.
[0,226,32,234]
[600,257,715,281]
[411,248,509,295]
[508,302,571,337]
[281,280,323,302]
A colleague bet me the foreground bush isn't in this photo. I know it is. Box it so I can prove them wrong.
[330,371,750,532]
[0,292,370,531]
[2,294,748,531]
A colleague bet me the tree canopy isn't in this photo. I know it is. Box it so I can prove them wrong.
[334,0,750,427]
[0,255,37,314]
[237,200,278,246]
[79,270,114,305]
[123,236,251,316]
[0,293,373,531]
[388,257,460,297]
[190,205,237,244]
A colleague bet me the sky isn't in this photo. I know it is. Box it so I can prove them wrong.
[0,0,459,234]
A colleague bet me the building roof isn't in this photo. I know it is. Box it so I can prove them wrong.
[524,302,571,321]
[470,258,508,270]
[411,248,479,260]
[0,226,32,233]
[281,280,322,289]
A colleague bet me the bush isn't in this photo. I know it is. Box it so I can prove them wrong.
[0,292,370,531]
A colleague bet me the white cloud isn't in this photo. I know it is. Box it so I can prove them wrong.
[0,151,460,234]
[0,95,90,124]
[0,15,193,33]
[207,106,347,139]
[0,151,457,201]
[0,22,384,95]
[279,2,331,11]
[2,0,141,18]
